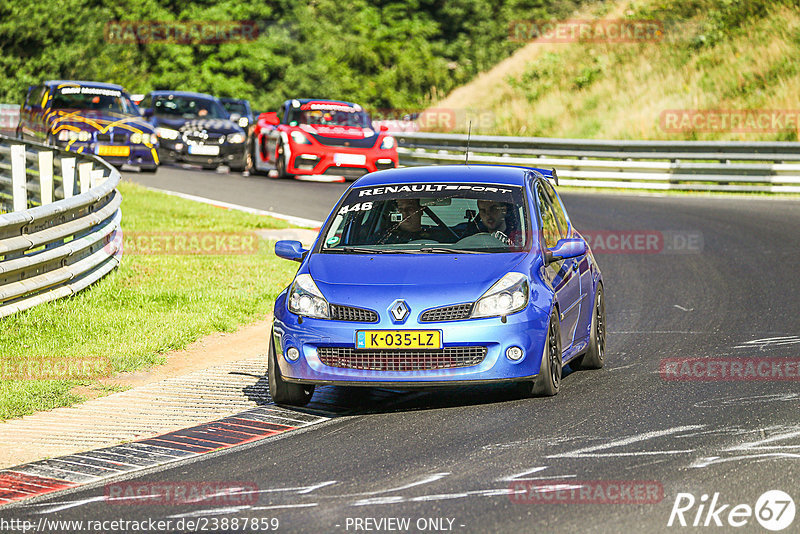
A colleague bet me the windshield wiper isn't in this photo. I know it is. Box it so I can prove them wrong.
[326,247,388,254]
[418,247,484,254]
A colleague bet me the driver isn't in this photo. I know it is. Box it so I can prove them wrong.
[382,199,450,244]
[460,200,521,247]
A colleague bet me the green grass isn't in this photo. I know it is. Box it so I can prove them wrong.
[433,0,800,142]
[0,182,299,420]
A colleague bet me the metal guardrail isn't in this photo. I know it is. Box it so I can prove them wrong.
[0,134,123,318]
[395,132,800,193]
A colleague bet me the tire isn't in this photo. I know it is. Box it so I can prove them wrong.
[572,284,606,370]
[268,330,314,406]
[276,143,293,179]
[530,308,563,397]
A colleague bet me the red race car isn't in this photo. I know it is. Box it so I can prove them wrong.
[251,99,398,181]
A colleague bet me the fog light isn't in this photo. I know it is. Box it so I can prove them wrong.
[506,346,524,361]
[286,347,300,361]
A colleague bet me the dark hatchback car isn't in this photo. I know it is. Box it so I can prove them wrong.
[17,80,159,171]
[139,91,248,172]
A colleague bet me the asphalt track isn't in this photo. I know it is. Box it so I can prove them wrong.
[2,165,799,533]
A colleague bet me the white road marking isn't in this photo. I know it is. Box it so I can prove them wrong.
[673,305,694,312]
[33,496,105,514]
[547,425,705,458]
[250,503,319,510]
[138,186,324,228]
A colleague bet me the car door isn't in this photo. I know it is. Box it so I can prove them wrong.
[535,181,581,351]
[543,180,593,347]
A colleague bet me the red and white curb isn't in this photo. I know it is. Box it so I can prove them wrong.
[0,406,328,507]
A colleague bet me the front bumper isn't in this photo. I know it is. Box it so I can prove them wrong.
[272,293,549,386]
[286,144,397,178]
[158,139,247,167]
[56,141,158,167]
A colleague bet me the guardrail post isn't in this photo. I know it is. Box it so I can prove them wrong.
[78,162,92,194]
[61,157,76,198]
[90,169,106,188]
[11,144,26,212]
[38,151,54,205]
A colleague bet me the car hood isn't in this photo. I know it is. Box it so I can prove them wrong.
[308,252,528,310]
[298,124,375,139]
[48,109,155,133]
[157,117,243,134]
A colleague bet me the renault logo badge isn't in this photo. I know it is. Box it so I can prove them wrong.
[389,300,410,323]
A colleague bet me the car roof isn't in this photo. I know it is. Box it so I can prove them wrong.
[285,98,359,107]
[45,80,125,91]
[353,164,554,188]
[148,90,219,100]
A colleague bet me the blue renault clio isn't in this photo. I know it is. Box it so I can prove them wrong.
[271,165,605,406]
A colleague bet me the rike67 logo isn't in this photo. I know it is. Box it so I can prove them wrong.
[668,490,795,531]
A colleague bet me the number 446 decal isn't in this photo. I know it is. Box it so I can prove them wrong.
[338,202,373,216]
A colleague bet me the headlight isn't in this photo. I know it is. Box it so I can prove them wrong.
[238,117,249,128]
[288,274,330,319]
[290,130,311,145]
[380,135,395,149]
[57,130,70,142]
[226,132,246,144]
[471,272,529,318]
[156,127,180,140]
[142,133,154,144]
[77,130,91,142]
[130,132,142,144]
[68,131,79,141]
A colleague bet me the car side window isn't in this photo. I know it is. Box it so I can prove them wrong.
[140,95,152,110]
[542,181,569,239]
[25,86,44,110]
[536,184,560,249]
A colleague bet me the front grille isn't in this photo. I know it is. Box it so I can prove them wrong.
[184,132,225,143]
[330,304,379,323]
[420,303,473,322]
[309,134,378,148]
[317,346,487,371]
[323,167,369,179]
[95,132,128,143]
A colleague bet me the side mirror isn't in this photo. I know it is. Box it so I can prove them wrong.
[545,238,587,264]
[275,240,307,262]
[142,108,154,118]
[259,112,279,126]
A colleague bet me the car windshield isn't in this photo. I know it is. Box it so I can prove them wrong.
[320,182,531,254]
[51,86,138,115]
[153,95,227,119]
[221,101,248,116]
[287,103,372,128]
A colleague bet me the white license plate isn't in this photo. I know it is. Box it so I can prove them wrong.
[334,153,366,165]
[188,145,220,156]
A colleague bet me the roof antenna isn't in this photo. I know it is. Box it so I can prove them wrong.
[464,121,472,165]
